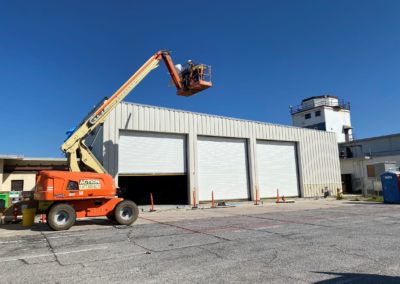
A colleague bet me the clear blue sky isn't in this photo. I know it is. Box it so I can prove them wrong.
[1,1,399,157]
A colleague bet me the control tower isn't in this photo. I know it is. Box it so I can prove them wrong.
[290,95,352,143]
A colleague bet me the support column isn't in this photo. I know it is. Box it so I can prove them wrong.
[248,137,258,201]
[187,131,199,205]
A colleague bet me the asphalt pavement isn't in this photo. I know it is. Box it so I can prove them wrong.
[0,199,399,283]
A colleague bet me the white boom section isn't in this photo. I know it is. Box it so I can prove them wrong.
[62,53,162,173]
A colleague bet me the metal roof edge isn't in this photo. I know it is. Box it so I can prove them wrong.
[22,157,67,162]
[339,133,400,145]
[121,101,336,136]
[0,155,24,160]
[0,155,67,162]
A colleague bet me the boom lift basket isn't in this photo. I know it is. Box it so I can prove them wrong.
[177,64,212,97]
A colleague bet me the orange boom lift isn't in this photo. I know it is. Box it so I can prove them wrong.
[34,50,212,230]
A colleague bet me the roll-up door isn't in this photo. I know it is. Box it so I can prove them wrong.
[119,131,186,175]
[197,136,249,201]
[256,140,299,198]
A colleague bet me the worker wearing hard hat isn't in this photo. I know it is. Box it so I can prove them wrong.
[181,60,195,90]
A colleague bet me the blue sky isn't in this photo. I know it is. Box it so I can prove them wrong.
[1,0,399,157]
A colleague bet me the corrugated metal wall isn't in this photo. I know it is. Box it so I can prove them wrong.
[100,102,342,202]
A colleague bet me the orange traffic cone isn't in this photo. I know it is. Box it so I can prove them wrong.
[150,192,156,212]
[192,190,198,209]
[254,188,259,205]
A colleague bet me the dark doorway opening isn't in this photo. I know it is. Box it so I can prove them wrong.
[341,174,354,194]
[118,175,188,205]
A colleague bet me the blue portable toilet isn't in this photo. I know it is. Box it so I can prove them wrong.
[380,171,400,204]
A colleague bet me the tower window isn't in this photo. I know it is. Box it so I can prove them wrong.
[315,110,321,117]
[305,113,311,119]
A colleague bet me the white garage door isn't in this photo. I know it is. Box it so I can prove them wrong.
[197,137,249,201]
[119,131,186,175]
[256,141,299,198]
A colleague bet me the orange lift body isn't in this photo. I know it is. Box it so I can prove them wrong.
[35,171,121,219]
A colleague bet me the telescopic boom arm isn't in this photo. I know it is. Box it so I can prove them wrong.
[61,50,211,173]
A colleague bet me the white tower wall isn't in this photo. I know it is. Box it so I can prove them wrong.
[324,109,352,143]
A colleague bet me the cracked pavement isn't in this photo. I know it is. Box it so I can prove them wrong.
[0,200,399,283]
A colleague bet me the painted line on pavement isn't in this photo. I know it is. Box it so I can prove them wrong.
[47,234,86,239]
[0,240,20,244]
[0,246,108,263]
[0,233,86,244]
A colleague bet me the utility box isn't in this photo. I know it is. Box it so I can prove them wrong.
[380,171,400,204]
[0,193,10,209]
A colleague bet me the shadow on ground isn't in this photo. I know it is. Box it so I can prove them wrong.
[313,272,400,283]
[0,218,116,232]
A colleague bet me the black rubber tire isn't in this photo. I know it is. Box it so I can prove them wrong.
[114,200,139,226]
[47,203,76,231]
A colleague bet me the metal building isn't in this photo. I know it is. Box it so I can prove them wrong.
[90,102,342,205]
[339,133,400,195]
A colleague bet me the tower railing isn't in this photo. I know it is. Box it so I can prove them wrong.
[290,99,350,115]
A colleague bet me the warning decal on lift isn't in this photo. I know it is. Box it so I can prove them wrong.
[79,179,101,190]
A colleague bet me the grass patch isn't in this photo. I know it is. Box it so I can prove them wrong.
[366,196,384,202]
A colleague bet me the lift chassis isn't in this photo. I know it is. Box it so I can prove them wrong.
[34,50,212,230]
